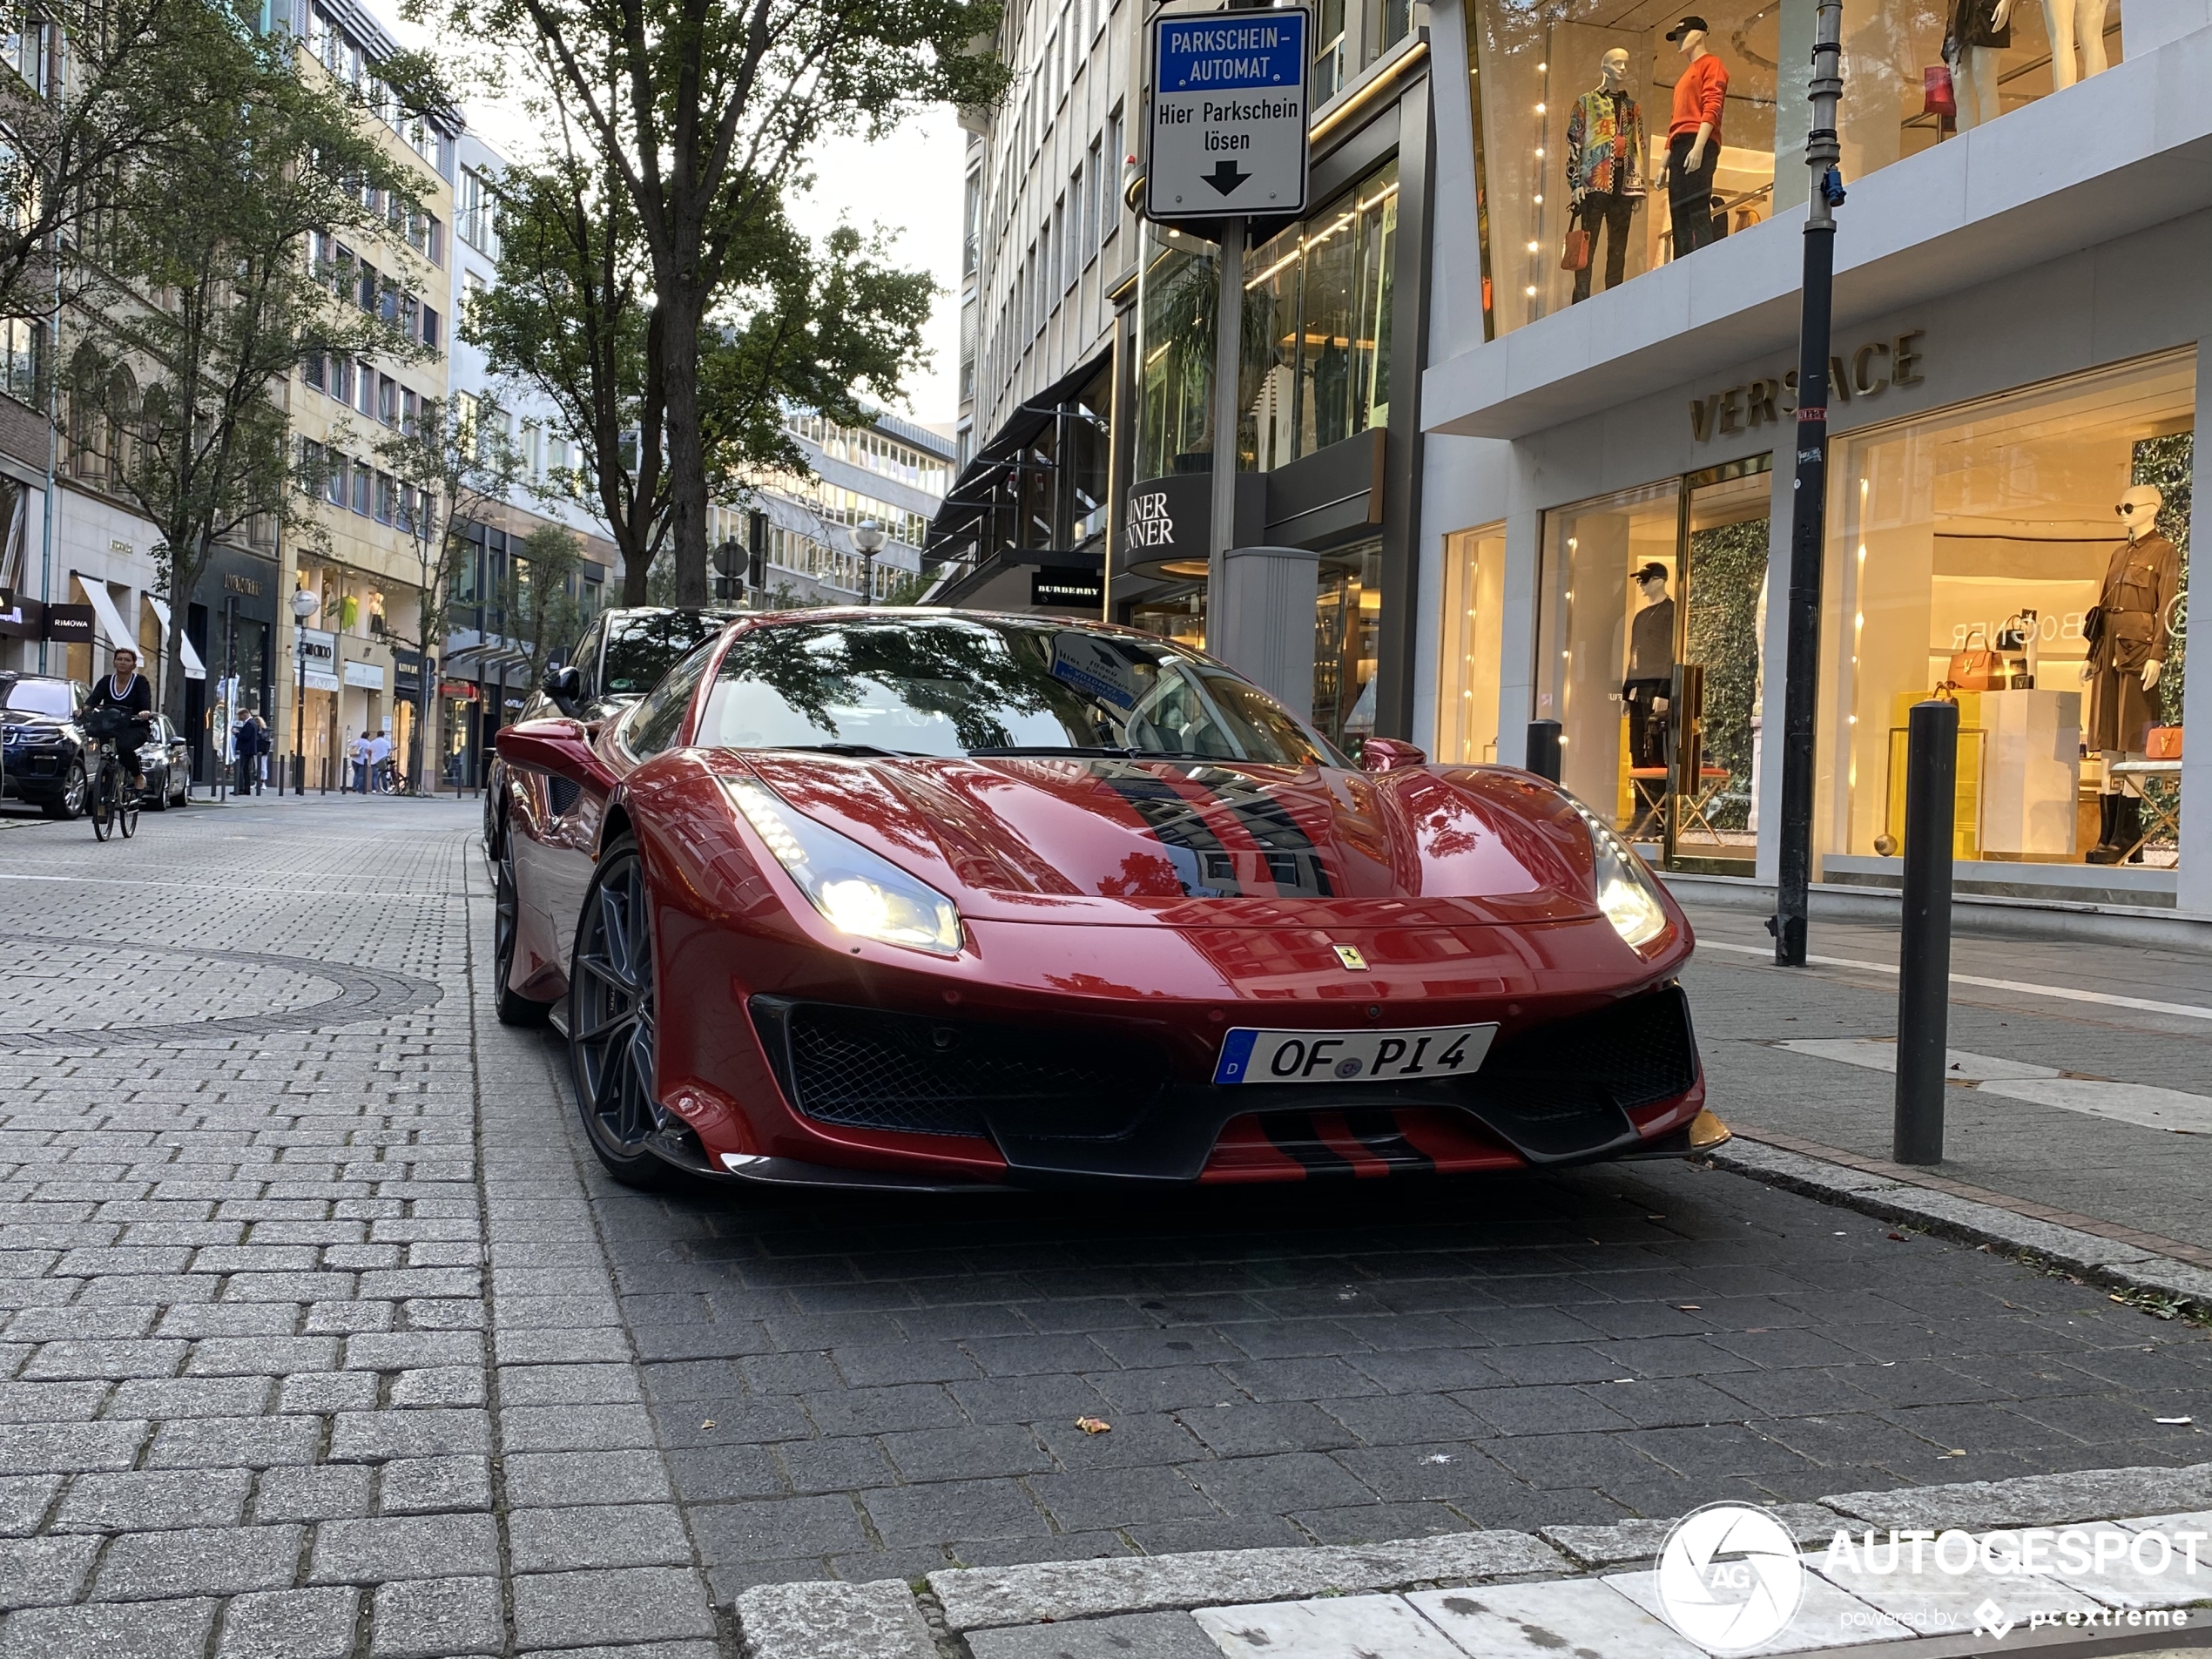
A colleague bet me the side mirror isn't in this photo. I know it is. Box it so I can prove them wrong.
[1360,738,1427,773]
[543,664,583,716]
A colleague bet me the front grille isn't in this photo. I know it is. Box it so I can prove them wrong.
[754,1000,1170,1140]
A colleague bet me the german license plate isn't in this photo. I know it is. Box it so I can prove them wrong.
[1211,1023,1498,1086]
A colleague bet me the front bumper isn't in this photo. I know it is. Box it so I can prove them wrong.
[659,981,1710,1188]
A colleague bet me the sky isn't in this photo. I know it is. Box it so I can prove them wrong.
[393,11,969,433]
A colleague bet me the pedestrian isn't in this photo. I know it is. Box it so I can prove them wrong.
[369,728,393,792]
[233,706,266,794]
[349,729,372,795]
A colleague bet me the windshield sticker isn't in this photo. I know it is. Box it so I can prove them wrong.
[1050,634,1145,710]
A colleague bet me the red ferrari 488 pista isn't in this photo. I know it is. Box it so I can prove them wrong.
[489,608,1725,1191]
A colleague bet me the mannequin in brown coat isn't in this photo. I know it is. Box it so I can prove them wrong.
[2081,483,2180,863]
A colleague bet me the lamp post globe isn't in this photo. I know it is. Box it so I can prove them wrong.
[290,587,320,796]
[853,520,887,607]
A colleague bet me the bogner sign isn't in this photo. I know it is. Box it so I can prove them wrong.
[1146,8,1309,220]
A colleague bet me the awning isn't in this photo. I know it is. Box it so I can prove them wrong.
[75,577,134,658]
[145,595,207,682]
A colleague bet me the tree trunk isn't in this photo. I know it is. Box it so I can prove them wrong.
[163,546,191,727]
[659,288,710,607]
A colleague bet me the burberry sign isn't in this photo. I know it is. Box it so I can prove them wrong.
[1690,331,1925,441]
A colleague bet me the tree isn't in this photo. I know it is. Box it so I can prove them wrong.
[375,391,526,793]
[508,522,590,686]
[468,133,937,606]
[72,24,430,724]
[426,0,1004,602]
[0,0,267,320]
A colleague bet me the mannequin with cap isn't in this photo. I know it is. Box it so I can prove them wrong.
[1664,16,1727,258]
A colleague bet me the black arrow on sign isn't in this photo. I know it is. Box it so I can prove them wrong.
[1203,158,1250,196]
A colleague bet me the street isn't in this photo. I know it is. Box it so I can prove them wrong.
[3,795,2212,1656]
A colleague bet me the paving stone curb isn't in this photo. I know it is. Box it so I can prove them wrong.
[728,1461,2212,1659]
[1710,1138,2212,1315]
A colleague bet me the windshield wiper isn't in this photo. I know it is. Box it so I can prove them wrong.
[965,745,1228,762]
[762,742,929,758]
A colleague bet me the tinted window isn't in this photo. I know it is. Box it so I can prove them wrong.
[695,617,1339,766]
[600,610,738,698]
[0,678,73,718]
[618,638,720,759]
[569,618,606,700]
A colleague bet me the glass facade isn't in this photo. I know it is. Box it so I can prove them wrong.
[1467,0,2126,338]
[1438,524,1507,764]
[1824,352,2190,869]
[1533,458,1771,870]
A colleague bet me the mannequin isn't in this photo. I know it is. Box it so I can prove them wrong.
[1946,0,2010,131]
[2044,0,2110,90]
[1665,17,1728,258]
[1566,49,1647,303]
[2080,483,2181,864]
[1622,563,1677,768]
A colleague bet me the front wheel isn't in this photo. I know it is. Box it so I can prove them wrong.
[568,833,672,1189]
[89,763,114,841]
[118,777,139,839]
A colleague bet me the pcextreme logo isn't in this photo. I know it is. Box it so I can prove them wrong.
[1655,1503,1805,1652]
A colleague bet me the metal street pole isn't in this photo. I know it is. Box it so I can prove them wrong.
[1206,214,1245,609]
[1892,698,1958,1164]
[1771,0,1845,967]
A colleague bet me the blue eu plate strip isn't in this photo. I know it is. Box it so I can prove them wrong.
[1212,1028,1259,1085]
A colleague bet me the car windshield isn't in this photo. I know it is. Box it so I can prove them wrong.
[0,678,71,718]
[694,615,1342,766]
[601,610,739,698]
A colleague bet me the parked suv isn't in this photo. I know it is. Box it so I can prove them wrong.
[0,672,91,818]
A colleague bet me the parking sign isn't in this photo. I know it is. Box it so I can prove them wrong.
[1145,8,1308,220]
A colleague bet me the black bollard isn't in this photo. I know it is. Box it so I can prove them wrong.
[1893,698,1959,1165]
[1526,721,1562,783]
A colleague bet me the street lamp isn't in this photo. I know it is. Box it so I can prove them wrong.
[290,586,320,796]
[853,520,886,607]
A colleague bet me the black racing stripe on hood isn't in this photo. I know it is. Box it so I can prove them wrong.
[1096,765,1332,898]
[1097,770,1244,897]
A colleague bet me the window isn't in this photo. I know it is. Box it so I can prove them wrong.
[304,352,325,392]
[421,304,439,350]
[1437,524,1507,764]
[457,166,500,257]
[351,462,371,516]
[357,260,379,314]
[327,452,347,507]
[1085,139,1103,256]
[374,472,395,523]
[402,388,419,436]
[378,374,397,427]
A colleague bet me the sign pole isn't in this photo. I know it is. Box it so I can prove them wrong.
[1207,213,1245,605]
[1772,0,1845,967]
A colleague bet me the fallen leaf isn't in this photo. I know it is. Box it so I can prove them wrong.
[2156,1416,2195,1426]
[1678,1305,1702,1312]
[1647,1214,1666,1220]
[700,1420,715,1430]
[1423,1453,1455,1464]
[1611,1378,1636,1385]
[1939,1449,1968,1458]
[1886,1232,1908,1242]
[1076,1416,1112,1434]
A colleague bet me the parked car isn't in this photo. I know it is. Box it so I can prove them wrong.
[489,607,1721,1194]
[483,605,743,848]
[0,672,91,819]
[138,714,192,810]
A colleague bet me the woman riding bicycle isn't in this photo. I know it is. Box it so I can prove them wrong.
[85,648,154,790]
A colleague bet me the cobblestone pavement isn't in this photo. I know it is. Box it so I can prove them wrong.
[4,799,2212,1651]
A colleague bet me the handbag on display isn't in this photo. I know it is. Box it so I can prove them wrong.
[1561,227,1592,272]
[1922,64,1957,116]
[2147,725,2184,759]
[1946,629,2006,691]
[2082,604,2105,647]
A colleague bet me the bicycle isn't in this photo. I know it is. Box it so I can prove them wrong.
[80,708,144,843]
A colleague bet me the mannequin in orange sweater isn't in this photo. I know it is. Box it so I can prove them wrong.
[1664,16,1728,257]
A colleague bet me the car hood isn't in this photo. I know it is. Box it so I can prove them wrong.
[0,710,71,737]
[728,752,1604,927]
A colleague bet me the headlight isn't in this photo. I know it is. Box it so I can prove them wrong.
[1559,792,1670,950]
[723,775,964,957]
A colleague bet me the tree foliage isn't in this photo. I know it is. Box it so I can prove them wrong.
[71,21,430,721]
[423,0,1005,603]
[508,522,590,686]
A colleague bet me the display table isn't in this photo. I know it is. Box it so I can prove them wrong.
[1979,688,2081,857]
[2108,758,2182,861]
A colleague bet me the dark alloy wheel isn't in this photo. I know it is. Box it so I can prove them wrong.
[491,811,551,1027]
[568,834,671,1187]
